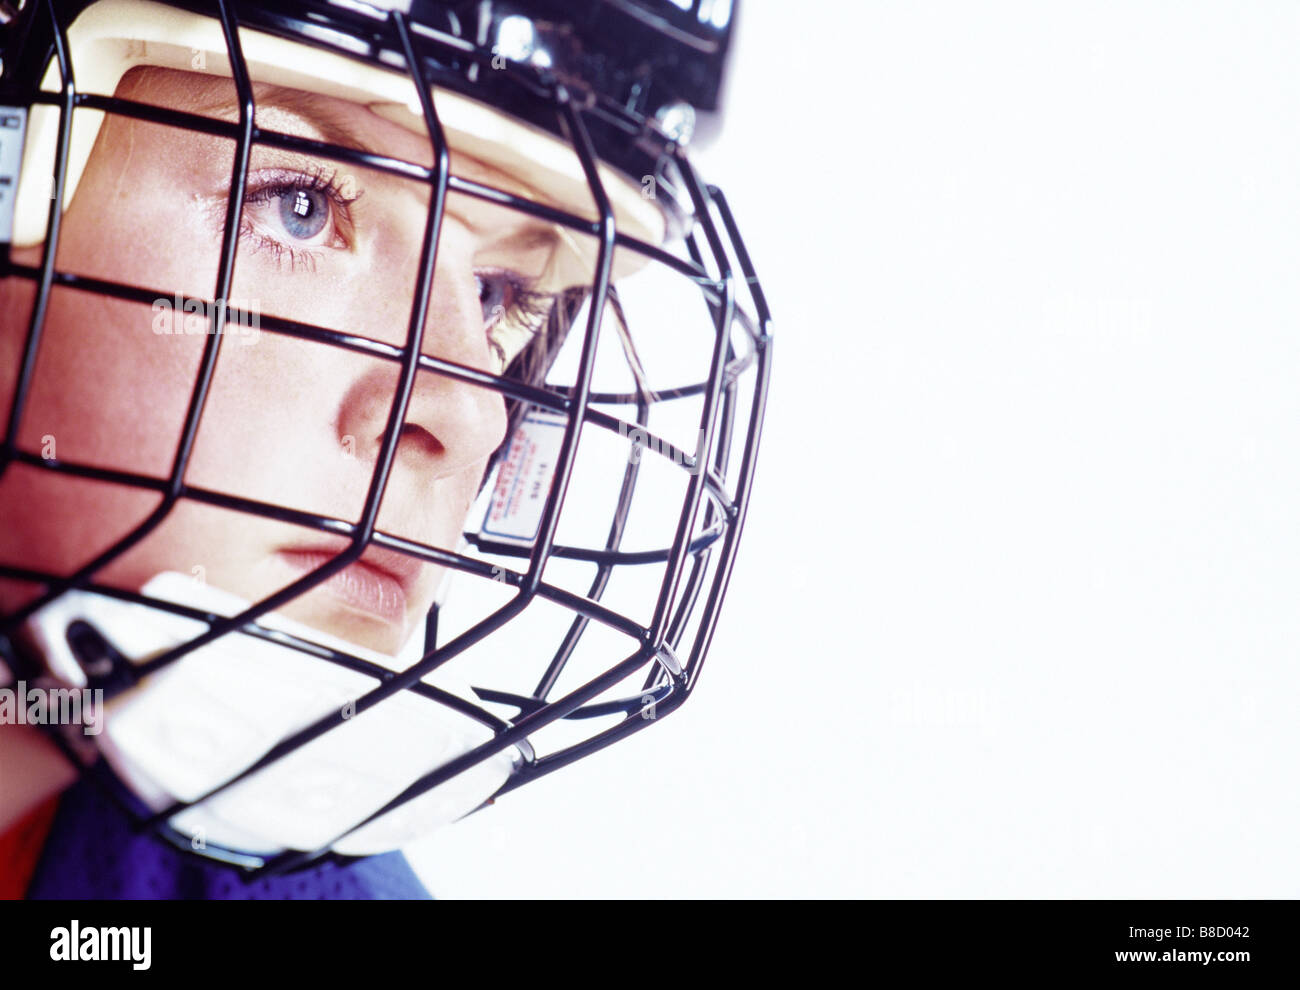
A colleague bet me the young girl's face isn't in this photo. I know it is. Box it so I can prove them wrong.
[0,66,585,655]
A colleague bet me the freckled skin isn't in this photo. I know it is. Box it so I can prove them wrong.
[0,66,584,653]
[0,65,597,829]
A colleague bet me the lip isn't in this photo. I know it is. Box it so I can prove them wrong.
[276,543,424,626]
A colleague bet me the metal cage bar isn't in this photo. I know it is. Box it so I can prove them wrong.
[0,0,772,879]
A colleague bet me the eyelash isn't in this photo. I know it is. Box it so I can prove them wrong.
[480,269,556,366]
[240,165,359,272]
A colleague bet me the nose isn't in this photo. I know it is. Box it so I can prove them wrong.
[334,252,509,484]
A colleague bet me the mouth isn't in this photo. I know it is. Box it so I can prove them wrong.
[275,543,425,627]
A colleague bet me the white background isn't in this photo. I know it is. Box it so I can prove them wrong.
[407,0,1300,897]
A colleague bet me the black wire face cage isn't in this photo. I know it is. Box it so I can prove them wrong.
[0,0,771,877]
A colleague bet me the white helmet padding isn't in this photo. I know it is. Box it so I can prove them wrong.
[22,572,518,858]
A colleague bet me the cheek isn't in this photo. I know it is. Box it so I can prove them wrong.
[183,335,375,522]
[0,275,36,435]
[56,116,233,303]
[0,287,203,609]
[0,464,162,612]
[0,115,235,482]
[11,291,206,477]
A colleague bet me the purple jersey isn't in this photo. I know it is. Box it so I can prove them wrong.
[25,779,432,900]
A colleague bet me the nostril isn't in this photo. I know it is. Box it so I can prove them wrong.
[398,422,444,457]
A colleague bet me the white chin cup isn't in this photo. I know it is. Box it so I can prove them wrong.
[22,572,518,859]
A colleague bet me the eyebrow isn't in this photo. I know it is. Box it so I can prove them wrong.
[502,223,564,253]
[253,87,374,153]
[182,81,374,154]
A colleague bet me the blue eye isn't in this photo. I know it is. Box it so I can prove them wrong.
[278,187,330,240]
[240,167,360,272]
[477,273,509,325]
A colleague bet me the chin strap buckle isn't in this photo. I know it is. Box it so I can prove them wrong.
[65,619,139,699]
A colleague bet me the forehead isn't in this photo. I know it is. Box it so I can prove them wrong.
[117,65,574,211]
[11,2,668,250]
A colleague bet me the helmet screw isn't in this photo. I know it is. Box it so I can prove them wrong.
[495,14,536,61]
[654,101,696,145]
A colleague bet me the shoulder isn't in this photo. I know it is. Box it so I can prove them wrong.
[26,778,432,900]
